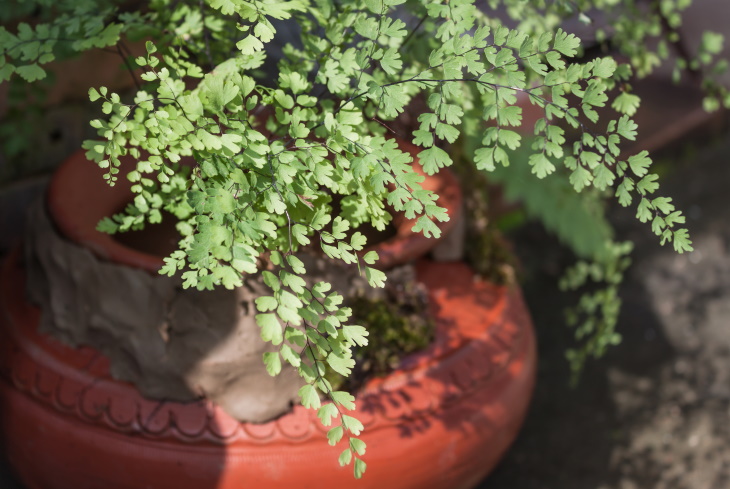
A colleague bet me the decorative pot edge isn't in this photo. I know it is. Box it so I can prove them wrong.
[0,247,535,447]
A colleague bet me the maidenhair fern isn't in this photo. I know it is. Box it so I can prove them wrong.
[2,0,723,477]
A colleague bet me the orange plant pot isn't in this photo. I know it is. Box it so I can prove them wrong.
[0,147,535,489]
[0,250,535,489]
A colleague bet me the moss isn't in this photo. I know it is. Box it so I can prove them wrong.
[326,276,434,393]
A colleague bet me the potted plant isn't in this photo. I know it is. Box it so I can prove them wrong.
[0,0,725,488]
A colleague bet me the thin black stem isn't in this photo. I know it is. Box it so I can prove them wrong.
[199,0,214,71]
[400,13,428,49]
[116,42,142,92]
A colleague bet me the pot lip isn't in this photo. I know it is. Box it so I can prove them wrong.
[373,139,462,269]
[46,145,461,274]
[0,248,534,443]
[46,151,164,273]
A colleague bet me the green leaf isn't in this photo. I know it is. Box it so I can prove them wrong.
[439,104,464,125]
[280,344,301,367]
[15,63,45,82]
[616,116,638,140]
[637,174,659,194]
[354,16,378,39]
[327,351,355,376]
[528,153,555,178]
[580,151,601,170]
[664,210,685,227]
[281,271,306,294]
[342,415,364,435]
[362,250,378,265]
[0,63,15,82]
[673,229,693,253]
[553,28,580,57]
[636,198,653,222]
[700,31,724,55]
[339,448,353,467]
[411,216,441,239]
[312,281,331,298]
[213,266,243,289]
[593,165,615,190]
[88,87,101,102]
[350,232,367,251]
[612,92,641,116]
[499,105,522,127]
[592,57,617,78]
[292,224,311,246]
[569,166,593,192]
[652,197,675,214]
[255,296,278,312]
[96,217,118,234]
[332,216,349,239]
[327,425,343,446]
[220,133,242,153]
[349,438,366,456]
[256,313,283,345]
[286,254,306,274]
[651,216,666,235]
[254,22,275,43]
[182,271,198,289]
[498,130,521,150]
[299,384,321,409]
[354,458,367,479]
[418,147,452,175]
[331,390,356,410]
[317,404,339,427]
[263,352,281,376]
[342,325,369,346]
[160,257,180,277]
[237,35,264,55]
[545,51,565,70]
[209,0,237,14]
[435,123,459,143]
[380,48,402,75]
[277,303,302,325]
[616,178,634,207]
[263,270,280,291]
[474,147,503,171]
[582,82,608,107]
[627,151,651,177]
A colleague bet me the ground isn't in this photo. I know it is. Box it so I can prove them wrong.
[479,116,730,489]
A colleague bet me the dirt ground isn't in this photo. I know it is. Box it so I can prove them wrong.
[479,122,730,489]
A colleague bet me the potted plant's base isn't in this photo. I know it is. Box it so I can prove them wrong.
[0,246,535,489]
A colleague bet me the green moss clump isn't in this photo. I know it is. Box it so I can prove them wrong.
[326,276,434,392]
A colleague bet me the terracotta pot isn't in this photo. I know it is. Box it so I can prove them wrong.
[0,247,535,489]
[47,145,462,273]
[1,145,533,488]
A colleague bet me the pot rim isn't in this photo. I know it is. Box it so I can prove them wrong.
[0,248,534,445]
